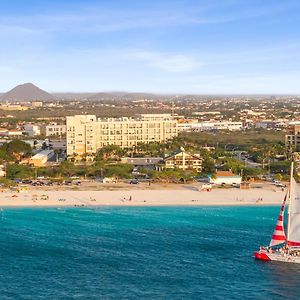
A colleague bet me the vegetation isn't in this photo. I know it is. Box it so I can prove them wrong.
[0,128,292,182]
[0,140,32,162]
[177,130,285,150]
[95,145,126,161]
[6,164,34,180]
[0,177,17,188]
[152,169,197,183]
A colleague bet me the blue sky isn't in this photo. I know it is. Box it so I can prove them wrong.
[0,0,300,94]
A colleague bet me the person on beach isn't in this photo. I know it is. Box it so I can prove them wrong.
[129,196,132,201]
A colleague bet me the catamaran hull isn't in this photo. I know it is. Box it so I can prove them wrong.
[254,251,300,264]
[254,163,300,264]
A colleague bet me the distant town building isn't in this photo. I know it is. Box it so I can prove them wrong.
[0,128,8,137]
[66,114,178,161]
[31,101,43,107]
[164,148,203,172]
[24,124,41,137]
[42,124,66,137]
[255,120,287,130]
[0,104,28,111]
[138,113,177,121]
[177,121,243,132]
[192,111,221,116]
[7,129,23,137]
[0,128,23,137]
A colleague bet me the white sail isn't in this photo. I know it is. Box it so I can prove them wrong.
[288,178,300,246]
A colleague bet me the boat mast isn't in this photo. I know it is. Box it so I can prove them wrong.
[287,157,294,242]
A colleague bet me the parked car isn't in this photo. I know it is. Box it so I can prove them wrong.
[129,179,139,184]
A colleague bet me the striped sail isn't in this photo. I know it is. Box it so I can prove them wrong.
[269,194,287,247]
[288,178,300,246]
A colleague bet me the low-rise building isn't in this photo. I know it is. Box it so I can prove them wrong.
[7,129,23,137]
[49,139,67,151]
[209,171,242,185]
[0,127,23,137]
[164,148,203,172]
[29,150,55,167]
[121,157,163,169]
[199,121,243,131]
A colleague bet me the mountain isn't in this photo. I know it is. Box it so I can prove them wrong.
[0,83,55,101]
[121,93,158,100]
[88,92,159,101]
[88,92,122,101]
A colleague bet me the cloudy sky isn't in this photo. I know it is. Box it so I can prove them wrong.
[1,0,300,94]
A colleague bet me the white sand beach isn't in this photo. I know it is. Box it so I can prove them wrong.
[0,184,286,207]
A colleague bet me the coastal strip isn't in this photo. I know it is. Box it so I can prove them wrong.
[0,188,285,207]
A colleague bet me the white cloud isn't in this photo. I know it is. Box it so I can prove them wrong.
[127,50,200,72]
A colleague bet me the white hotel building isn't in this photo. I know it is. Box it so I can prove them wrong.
[67,114,178,161]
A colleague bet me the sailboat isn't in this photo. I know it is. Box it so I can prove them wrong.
[254,161,300,263]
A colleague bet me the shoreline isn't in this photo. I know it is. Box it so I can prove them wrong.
[0,186,286,207]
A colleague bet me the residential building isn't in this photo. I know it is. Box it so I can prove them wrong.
[164,148,203,172]
[66,114,178,160]
[121,157,163,169]
[285,124,300,150]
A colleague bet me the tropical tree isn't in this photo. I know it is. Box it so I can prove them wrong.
[0,140,32,161]
[6,164,34,179]
[95,145,126,161]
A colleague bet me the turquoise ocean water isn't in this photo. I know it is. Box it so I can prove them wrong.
[0,206,299,299]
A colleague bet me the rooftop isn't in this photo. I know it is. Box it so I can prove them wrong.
[215,171,241,177]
